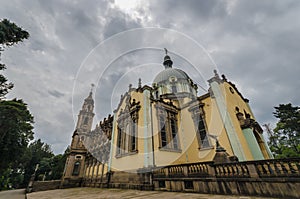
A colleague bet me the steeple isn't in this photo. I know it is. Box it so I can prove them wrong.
[75,84,95,133]
[163,48,173,69]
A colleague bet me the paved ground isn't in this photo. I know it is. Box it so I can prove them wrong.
[26,188,275,199]
[0,189,25,199]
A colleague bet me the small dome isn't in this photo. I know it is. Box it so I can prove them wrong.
[153,68,190,84]
[164,55,171,61]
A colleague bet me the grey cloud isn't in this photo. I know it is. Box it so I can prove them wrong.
[48,90,65,98]
[1,0,145,154]
[1,0,299,154]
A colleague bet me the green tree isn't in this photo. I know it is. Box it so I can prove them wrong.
[0,99,34,172]
[269,103,300,158]
[23,139,54,185]
[0,19,32,190]
[49,147,69,180]
[0,19,29,98]
[37,150,68,181]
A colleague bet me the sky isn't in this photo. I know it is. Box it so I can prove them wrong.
[1,0,299,154]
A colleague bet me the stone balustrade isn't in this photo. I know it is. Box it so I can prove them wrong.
[152,158,300,198]
[254,158,299,177]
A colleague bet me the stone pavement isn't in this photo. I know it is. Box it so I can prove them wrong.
[26,188,276,199]
[0,189,25,199]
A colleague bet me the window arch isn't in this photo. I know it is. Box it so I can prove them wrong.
[83,117,89,125]
[189,103,211,149]
[116,97,140,157]
[72,161,80,176]
[156,103,180,151]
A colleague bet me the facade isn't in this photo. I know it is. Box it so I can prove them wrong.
[61,52,273,187]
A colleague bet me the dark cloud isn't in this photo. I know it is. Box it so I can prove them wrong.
[48,90,65,98]
[1,0,299,154]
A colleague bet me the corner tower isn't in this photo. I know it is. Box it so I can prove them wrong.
[61,87,95,187]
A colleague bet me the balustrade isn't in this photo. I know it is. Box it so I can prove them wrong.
[168,165,184,177]
[187,162,210,177]
[254,158,300,177]
[152,158,300,180]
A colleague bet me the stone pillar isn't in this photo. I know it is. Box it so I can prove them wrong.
[246,163,259,178]
[242,128,264,160]
[208,71,246,161]
[143,89,153,167]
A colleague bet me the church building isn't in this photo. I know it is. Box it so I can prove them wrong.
[61,50,273,187]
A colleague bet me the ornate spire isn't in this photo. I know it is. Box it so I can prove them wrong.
[163,48,173,69]
[89,83,95,96]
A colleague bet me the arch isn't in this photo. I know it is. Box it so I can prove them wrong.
[72,161,81,176]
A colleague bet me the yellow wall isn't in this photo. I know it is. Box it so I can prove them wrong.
[110,80,270,172]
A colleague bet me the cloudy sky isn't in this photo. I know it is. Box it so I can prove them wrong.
[1,0,299,154]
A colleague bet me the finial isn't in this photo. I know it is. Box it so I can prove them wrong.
[90,83,95,92]
[221,74,227,81]
[128,84,132,90]
[213,70,218,76]
[138,78,142,88]
[164,48,168,55]
[163,48,173,68]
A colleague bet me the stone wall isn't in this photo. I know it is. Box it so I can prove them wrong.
[31,180,61,192]
[152,158,300,199]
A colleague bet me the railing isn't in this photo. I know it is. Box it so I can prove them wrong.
[152,167,168,178]
[187,162,210,177]
[153,162,213,179]
[153,158,300,179]
[214,162,250,178]
[168,165,185,177]
[254,158,300,178]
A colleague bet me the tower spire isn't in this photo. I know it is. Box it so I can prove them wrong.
[163,48,173,69]
[89,83,95,96]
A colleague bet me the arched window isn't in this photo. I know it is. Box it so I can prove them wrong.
[72,161,80,176]
[171,84,177,93]
[115,97,140,157]
[189,104,211,149]
[83,117,89,125]
[156,104,180,151]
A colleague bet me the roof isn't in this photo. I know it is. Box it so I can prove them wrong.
[153,68,191,84]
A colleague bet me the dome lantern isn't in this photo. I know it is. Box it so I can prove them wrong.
[163,48,173,69]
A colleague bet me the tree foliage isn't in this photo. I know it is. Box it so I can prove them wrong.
[0,99,34,172]
[0,19,29,98]
[0,18,67,190]
[22,139,54,185]
[0,19,33,190]
[37,149,69,181]
[269,103,300,158]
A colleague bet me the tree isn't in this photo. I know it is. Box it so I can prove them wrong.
[0,19,29,98]
[0,99,34,172]
[37,151,68,181]
[23,139,54,185]
[0,19,33,190]
[269,103,300,158]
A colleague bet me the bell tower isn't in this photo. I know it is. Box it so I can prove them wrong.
[61,85,95,187]
[75,86,95,142]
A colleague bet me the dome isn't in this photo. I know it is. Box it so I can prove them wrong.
[152,49,197,100]
[153,68,191,84]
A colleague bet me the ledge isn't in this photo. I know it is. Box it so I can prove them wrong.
[115,150,138,158]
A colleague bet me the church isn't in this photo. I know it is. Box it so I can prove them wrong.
[61,50,273,188]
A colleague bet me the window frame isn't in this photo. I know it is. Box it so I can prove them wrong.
[188,102,212,149]
[72,161,80,176]
[156,102,181,152]
[115,97,140,158]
